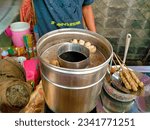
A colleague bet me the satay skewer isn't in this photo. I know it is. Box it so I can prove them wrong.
[115,53,144,88]
[113,53,143,91]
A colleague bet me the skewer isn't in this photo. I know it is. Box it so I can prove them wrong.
[114,53,144,88]
[113,52,124,68]
[113,52,139,91]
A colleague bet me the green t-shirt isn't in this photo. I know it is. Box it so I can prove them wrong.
[33,0,94,36]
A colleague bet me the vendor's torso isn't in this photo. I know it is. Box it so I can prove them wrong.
[33,0,85,36]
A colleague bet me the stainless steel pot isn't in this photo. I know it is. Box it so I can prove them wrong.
[37,28,113,112]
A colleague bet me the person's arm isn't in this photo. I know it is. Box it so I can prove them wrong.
[82,5,96,32]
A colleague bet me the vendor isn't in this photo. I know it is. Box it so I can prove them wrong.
[21,0,96,37]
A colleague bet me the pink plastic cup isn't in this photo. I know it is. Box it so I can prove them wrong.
[10,22,31,47]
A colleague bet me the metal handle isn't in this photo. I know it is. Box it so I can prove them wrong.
[123,34,132,64]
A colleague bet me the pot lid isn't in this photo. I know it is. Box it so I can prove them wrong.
[0,0,22,35]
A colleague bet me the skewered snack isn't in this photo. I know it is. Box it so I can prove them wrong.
[119,71,131,90]
[139,82,144,88]
[129,70,144,88]
[122,68,138,91]
[113,52,144,92]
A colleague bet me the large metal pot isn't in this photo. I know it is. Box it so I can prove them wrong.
[37,28,113,112]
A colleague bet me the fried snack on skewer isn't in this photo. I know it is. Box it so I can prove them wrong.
[129,70,144,88]
[114,52,144,89]
[122,68,138,91]
[129,70,140,84]
[139,82,144,88]
[119,71,131,90]
[113,53,142,91]
[129,81,138,92]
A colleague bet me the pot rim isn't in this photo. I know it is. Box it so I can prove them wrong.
[37,28,113,74]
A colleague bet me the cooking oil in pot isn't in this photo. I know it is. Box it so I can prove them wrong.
[59,51,87,62]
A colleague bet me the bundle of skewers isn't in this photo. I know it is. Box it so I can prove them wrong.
[113,53,144,92]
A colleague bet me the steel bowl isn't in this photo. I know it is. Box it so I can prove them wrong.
[57,42,90,69]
